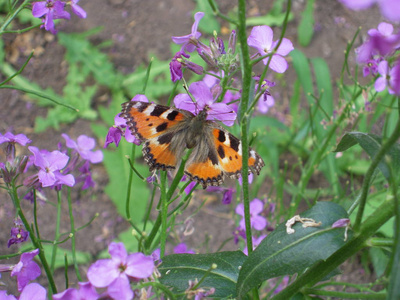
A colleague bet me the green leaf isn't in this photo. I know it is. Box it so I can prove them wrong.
[236,202,350,298]
[334,132,400,181]
[246,12,294,27]
[159,251,247,298]
[297,0,315,47]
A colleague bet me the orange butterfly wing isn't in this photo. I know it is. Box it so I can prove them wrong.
[121,101,188,170]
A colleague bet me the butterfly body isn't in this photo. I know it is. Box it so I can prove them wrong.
[121,101,264,188]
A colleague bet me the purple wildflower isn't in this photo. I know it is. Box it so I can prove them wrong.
[236,198,267,231]
[174,81,237,126]
[27,146,75,188]
[173,243,195,254]
[53,282,99,300]
[0,132,31,146]
[374,60,400,94]
[222,187,234,204]
[87,242,155,300]
[247,25,294,73]
[62,134,103,164]
[7,220,29,248]
[255,79,276,114]
[338,0,400,22]
[0,283,47,300]
[11,249,41,292]
[105,95,149,148]
[171,12,204,53]
[32,0,71,34]
[69,0,87,18]
[77,160,95,190]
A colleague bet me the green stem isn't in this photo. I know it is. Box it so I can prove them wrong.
[51,191,62,272]
[354,118,400,231]
[11,186,57,294]
[0,0,30,33]
[237,0,253,256]
[67,187,82,281]
[271,196,395,300]
[160,171,168,257]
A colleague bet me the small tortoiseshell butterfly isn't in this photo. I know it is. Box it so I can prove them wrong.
[121,101,265,188]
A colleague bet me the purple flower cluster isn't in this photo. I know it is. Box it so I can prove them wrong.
[32,0,86,34]
[355,22,400,95]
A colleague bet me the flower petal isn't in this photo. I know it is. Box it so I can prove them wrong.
[248,26,273,53]
[87,259,119,287]
[267,55,289,73]
[107,276,133,300]
[125,253,155,279]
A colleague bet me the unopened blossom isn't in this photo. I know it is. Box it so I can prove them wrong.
[27,146,75,188]
[170,51,203,82]
[53,282,99,300]
[247,26,294,73]
[236,198,267,231]
[172,12,204,53]
[11,249,41,292]
[174,81,237,126]
[87,242,154,300]
[32,0,70,34]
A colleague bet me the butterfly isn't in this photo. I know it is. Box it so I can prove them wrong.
[121,101,265,188]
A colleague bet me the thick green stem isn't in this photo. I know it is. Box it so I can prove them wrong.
[237,0,253,255]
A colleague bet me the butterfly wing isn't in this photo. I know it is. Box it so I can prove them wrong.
[184,126,265,188]
[121,101,192,171]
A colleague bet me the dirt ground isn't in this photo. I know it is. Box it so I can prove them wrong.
[0,0,385,297]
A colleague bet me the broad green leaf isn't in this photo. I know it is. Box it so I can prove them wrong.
[334,132,400,181]
[159,251,246,298]
[237,202,350,298]
[290,49,313,106]
[297,0,315,47]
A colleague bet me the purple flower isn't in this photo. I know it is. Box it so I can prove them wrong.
[27,146,75,188]
[70,0,87,18]
[77,160,95,190]
[236,198,267,231]
[0,132,31,146]
[32,0,71,34]
[170,51,203,82]
[105,95,149,148]
[222,187,234,204]
[247,26,294,73]
[184,181,197,195]
[356,22,400,63]
[171,12,204,53]
[62,134,103,164]
[0,283,47,300]
[11,249,41,292]
[174,81,237,126]
[173,243,195,254]
[87,242,154,300]
[53,282,99,300]
[7,220,29,248]
[255,79,276,114]
[362,58,381,77]
[338,0,400,22]
[243,234,267,255]
[374,60,400,94]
